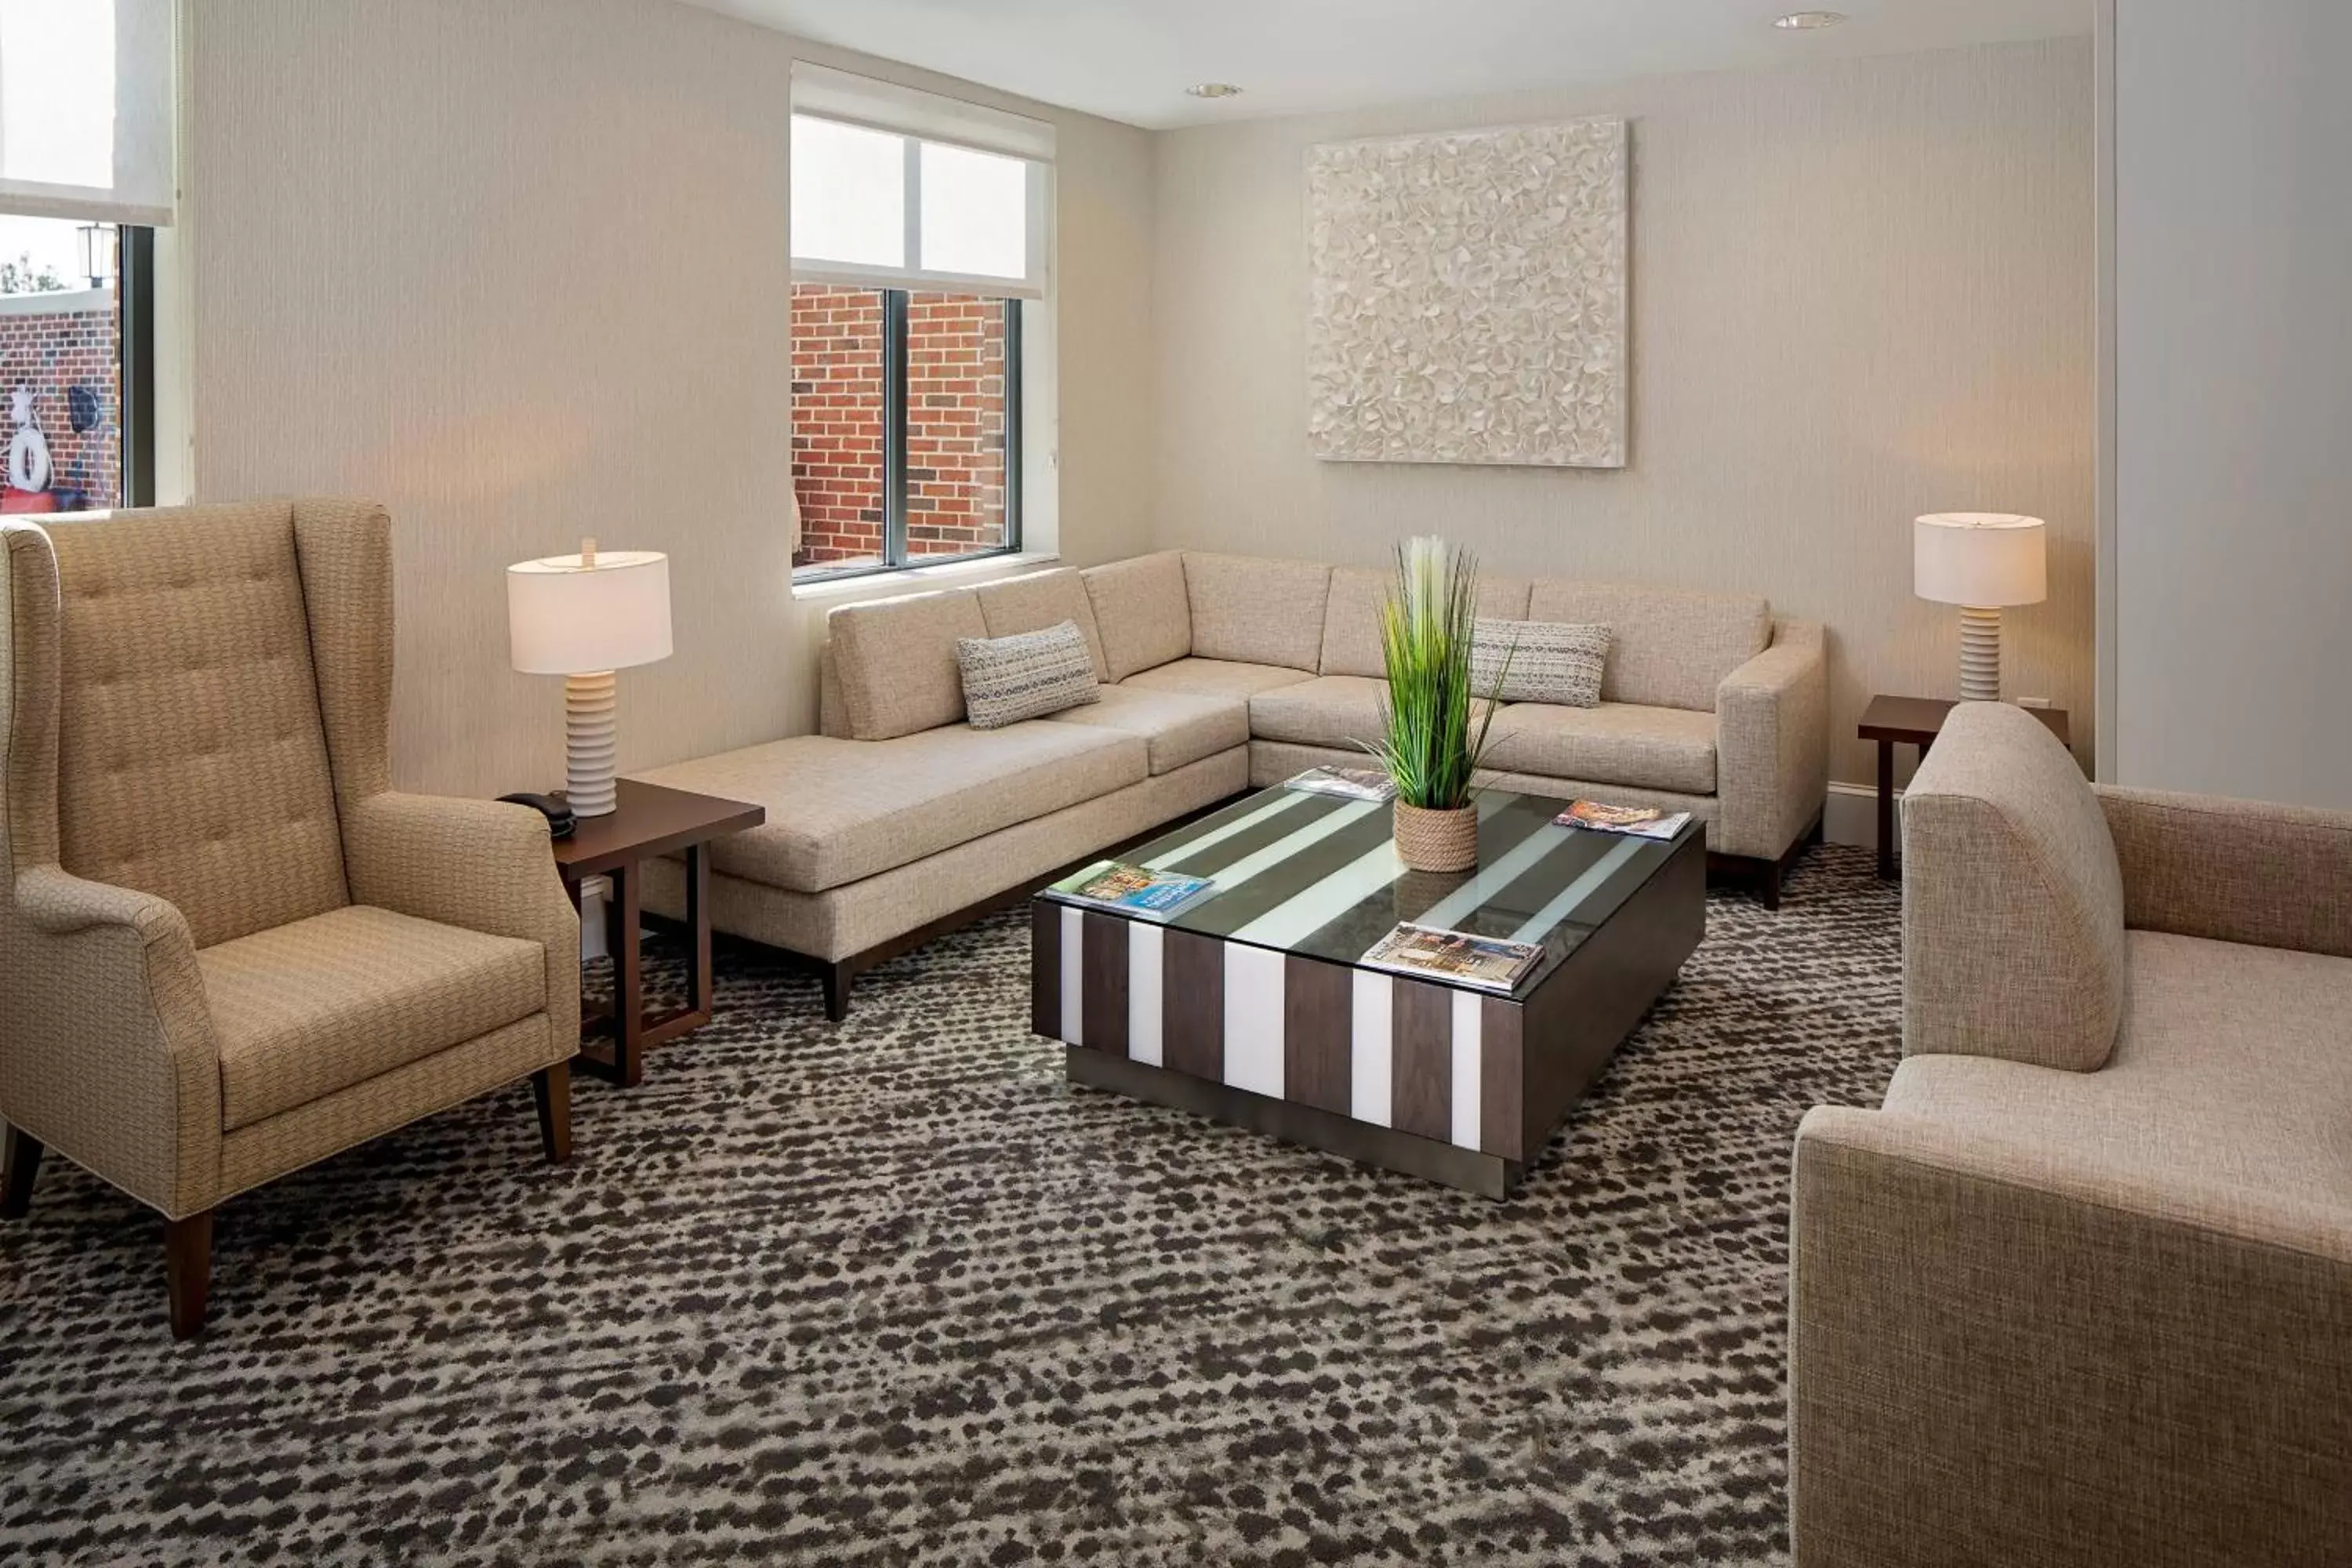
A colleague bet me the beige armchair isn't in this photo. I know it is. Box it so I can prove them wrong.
[0,500,580,1338]
[1790,702,2352,1565]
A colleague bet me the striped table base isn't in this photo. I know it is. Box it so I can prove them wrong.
[1031,830,1703,1198]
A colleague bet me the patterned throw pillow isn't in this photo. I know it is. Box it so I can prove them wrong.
[1469,619,1610,707]
[957,619,1102,729]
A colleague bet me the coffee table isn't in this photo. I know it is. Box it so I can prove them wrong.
[1031,786,1705,1198]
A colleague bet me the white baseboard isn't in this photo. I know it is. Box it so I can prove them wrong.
[1821,782,1896,851]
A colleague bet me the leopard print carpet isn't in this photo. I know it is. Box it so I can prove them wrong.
[0,845,1900,1566]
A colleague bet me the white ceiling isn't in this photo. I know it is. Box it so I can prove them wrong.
[681,0,2093,129]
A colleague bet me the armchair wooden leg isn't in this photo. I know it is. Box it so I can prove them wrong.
[2,1123,42,1219]
[165,1210,212,1341]
[532,1063,572,1165]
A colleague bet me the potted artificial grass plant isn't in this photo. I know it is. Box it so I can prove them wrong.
[1369,536,1509,873]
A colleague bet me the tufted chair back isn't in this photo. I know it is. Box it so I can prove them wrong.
[15,501,394,949]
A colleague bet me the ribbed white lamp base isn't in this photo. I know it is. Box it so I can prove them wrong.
[564,670,619,816]
[1957,606,2002,703]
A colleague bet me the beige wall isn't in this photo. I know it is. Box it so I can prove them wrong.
[1151,39,2094,788]
[183,0,1153,797]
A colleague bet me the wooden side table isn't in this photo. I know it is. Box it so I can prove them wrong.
[550,779,764,1087]
[1859,696,2071,880]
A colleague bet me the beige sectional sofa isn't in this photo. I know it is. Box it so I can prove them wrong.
[1789,702,2352,1566]
[640,550,1827,1017]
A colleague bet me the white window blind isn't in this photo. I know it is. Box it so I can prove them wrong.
[0,0,174,226]
[790,65,1051,300]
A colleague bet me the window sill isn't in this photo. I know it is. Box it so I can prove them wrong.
[790,550,1061,602]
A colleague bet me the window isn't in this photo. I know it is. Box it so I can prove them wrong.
[0,0,172,512]
[0,214,151,511]
[789,68,1051,582]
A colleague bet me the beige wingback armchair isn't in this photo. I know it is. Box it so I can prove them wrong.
[0,500,580,1338]
[1790,701,2352,1565]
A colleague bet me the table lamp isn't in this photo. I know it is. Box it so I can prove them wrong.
[507,539,672,816]
[1914,513,2045,702]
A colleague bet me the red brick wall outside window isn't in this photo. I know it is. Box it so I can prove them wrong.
[790,283,1011,572]
[0,293,122,510]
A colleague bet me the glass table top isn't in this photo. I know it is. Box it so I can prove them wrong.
[1038,786,1702,996]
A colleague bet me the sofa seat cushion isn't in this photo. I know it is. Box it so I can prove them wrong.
[1885,930,2352,1207]
[1120,658,1316,701]
[637,724,1148,895]
[202,906,546,1132]
[1246,674,1500,756]
[1482,702,1719,795]
[1044,684,1247,775]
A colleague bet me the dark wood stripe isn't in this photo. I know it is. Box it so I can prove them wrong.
[1391,978,1453,1143]
[1080,911,1130,1058]
[1030,901,1061,1039]
[1480,996,1523,1160]
[1282,954,1352,1116]
[1162,927,1225,1081]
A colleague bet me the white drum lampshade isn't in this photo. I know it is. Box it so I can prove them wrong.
[507,541,673,816]
[1914,514,2045,702]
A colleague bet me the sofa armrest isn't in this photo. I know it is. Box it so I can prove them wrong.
[342,792,581,1047]
[1711,619,1828,861]
[2097,786,2352,958]
[1,866,223,1216]
[1790,1105,2352,1568]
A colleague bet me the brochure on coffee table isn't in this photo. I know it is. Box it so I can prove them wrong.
[1051,861,1218,920]
[1359,923,1544,993]
[1555,800,1691,840]
[1283,765,1398,802]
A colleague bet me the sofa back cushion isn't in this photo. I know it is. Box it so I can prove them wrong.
[976,568,1109,683]
[826,586,989,740]
[45,503,350,947]
[1080,552,1192,681]
[1901,702,2126,1072]
[1180,553,1332,672]
[1525,579,1769,712]
[1320,564,1532,679]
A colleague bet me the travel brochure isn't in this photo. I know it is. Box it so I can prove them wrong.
[1282,765,1398,802]
[1555,800,1692,841]
[1051,860,1218,920]
[1359,923,1544,993]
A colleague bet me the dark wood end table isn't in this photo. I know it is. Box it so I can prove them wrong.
[550,779,764,1087]
[1859,695,2070,880]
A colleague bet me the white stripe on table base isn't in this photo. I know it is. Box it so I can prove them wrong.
[1222,942,1286,1099]
[1058,905,1084,1046]
[1450,988,1483,1150]
[1127,920,1163,1065]
[1351,970,1393,1126]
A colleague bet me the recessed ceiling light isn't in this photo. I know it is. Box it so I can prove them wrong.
[1774,10,1848,28]
[1185,82,1244,99]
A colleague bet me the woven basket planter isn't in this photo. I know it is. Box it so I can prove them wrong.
[1392,801,1479,873]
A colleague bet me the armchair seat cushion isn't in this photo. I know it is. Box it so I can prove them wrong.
[1884,929,2352,1207]
[1483,702,1719,795]
[201,906,547,1132]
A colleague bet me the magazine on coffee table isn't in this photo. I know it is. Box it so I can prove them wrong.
[1359,923,1544,993]
[1282,765,1398,802]
[1050,860,1218,920]
[1555,800,1692,841]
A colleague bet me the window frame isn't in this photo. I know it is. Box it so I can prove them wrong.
[118,223,155,506]
[790,289,1024,586]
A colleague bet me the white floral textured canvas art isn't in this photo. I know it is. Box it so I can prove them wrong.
[1307,117,1628,468]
